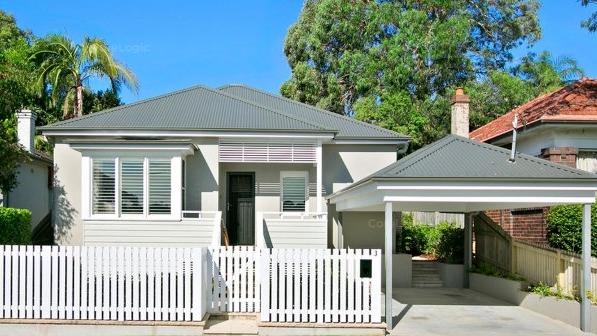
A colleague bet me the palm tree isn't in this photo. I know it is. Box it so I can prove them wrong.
[31,34,138,118]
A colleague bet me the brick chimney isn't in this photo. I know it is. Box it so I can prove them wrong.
[16,109,36,153]
[451,88,470,138]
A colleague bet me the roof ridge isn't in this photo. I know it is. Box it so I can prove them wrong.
[218,84,405,138]
[198,85,330,131]
[40,84,209,129]
[42,84,330,132]
[389,136,457,175]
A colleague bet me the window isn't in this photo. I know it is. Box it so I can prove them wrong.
[149,160,171,214]
[121,159,144,214]
[90,157,173,217]
[281,171,308,212]
[577,151,597,173]
[92,159,115,214]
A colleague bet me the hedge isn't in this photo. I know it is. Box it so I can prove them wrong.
[547,203,597,257]
[0,207,31,244]
[397,214,464,264]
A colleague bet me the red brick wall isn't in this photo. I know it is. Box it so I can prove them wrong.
[485,208,548,243]
[485,147,578,242]
[540,147,578,168]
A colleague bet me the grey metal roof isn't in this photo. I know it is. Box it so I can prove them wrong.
[41,84,408,140]
[41,85,329,133]
[219,84,406,139]
[366,135,597,180]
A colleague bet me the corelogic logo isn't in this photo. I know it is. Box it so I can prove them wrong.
[368,218,383,229]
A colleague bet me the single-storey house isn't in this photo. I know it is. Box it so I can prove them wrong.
[40,84,409,249]
[470,77,597,242]
[39,84,597,332]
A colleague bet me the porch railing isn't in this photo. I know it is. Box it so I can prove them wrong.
[181,211,222,246]
[256,212,327,248]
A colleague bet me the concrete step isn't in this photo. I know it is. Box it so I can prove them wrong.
[204,317,258,335]
[412,283,444,288]
[412,261,444,288]
[412,276,442,280]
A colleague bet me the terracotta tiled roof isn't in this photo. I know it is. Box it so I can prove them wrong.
[470,78,597,142]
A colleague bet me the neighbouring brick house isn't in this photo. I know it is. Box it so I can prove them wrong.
[470,78,597,242]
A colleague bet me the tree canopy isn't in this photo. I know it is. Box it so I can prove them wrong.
[30,34,138,118]
[580,0,597,32]
[281,0,546,148]
[0,10,129,194]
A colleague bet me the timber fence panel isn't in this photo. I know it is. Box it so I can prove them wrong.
[0,245,206,321]
[259,248,382,324]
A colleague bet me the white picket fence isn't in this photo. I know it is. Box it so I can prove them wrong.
[0,245,206,321]
[0,245,382,324]
[207,246,260,313]
[260,249,382,323]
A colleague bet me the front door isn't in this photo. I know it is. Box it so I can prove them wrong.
[226,172,255,246]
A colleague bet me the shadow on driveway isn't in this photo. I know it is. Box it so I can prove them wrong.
[382,288,584,336]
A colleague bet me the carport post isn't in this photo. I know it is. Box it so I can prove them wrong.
[385,201,393,330]
[464,213,473,287]
[581,203,592,332]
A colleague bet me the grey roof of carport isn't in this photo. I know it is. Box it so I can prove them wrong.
[328,135,597,213]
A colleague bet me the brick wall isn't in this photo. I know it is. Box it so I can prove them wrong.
[485,208,548,243]
[540,147,578,168]
[486,147,578,242]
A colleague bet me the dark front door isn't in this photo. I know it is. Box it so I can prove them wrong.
[226,172,255,246]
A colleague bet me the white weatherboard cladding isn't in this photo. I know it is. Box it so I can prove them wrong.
[84,218,216,246]
[218,140,317,163]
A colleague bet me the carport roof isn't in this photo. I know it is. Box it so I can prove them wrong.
[329,134,597,213]
[364,134,596,180]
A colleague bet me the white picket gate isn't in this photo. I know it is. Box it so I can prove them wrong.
[0,245,206,321]
[260,248,382,323]
[207,246,260,313]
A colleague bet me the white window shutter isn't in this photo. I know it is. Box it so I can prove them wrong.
[149,160,172,214]
[92,159,116,214]
[121,159,144,214]
[281,172,308,212]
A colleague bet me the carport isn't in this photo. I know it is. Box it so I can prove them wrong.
[329,135,597,332]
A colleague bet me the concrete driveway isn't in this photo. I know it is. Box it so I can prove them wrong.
[383,288,585,336]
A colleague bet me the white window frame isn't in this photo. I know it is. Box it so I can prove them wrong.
[280,171,309,213]
[83,153,182,221]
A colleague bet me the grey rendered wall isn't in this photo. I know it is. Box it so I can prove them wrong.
[7,159,51,228]
[53,143,83,245]
[323,144,397,248]
[185,139,219,211]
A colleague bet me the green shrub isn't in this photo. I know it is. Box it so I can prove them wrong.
[397,217,464,263]
[435,222,464,264]
[398,220,430,255]
[547,203,597,257]
[0,208,31,244]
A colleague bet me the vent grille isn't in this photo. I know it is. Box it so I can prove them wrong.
[219,141,317,163]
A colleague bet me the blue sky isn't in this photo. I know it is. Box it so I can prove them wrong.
[2,1,595,103]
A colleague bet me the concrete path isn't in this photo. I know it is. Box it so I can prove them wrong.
[383,288,585,336]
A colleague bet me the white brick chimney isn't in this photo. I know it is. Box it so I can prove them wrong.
[16,109,36,153]
[451,88,470,138]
